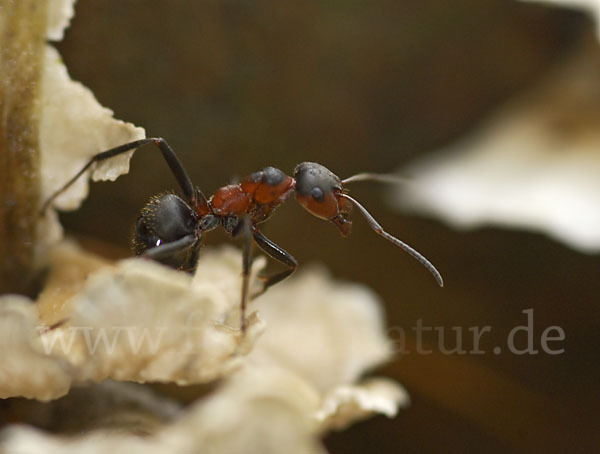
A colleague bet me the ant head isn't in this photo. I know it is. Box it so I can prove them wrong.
[293,162,352,236]
[295,164,444,286]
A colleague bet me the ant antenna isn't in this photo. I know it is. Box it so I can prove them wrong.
[339,193,444,287]
[341,172,409,185]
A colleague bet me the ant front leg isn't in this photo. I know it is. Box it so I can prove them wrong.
[140,233,200,272]
[41,137,203,213]
[252,228,297,296]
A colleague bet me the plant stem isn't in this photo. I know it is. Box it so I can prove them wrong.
[0,0,47,294]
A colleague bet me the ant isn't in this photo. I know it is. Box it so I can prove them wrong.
[42,138,443,334]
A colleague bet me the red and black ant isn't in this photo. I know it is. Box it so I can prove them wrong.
[42,138,443,333]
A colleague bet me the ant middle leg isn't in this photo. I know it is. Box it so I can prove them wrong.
[232,216,253,335]
[232,221,297,335]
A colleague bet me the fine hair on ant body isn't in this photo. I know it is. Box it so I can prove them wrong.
[42,138,443,333]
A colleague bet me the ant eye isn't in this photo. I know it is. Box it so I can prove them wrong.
[311,187,324,202]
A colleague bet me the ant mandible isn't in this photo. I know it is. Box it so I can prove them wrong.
[42,138,443,334]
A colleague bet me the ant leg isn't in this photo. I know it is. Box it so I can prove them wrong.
[237,217,253,335]
[41,138,204,213]
[252,228,297,295]
[140,234,200,273]
[140,234,198,260]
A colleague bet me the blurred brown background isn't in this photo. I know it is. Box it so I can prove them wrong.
[56,0,598,452]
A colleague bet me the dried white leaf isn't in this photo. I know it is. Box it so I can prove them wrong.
[522,0,600,39]
[0,367,326,454]
[0,243,406,451]
[37,1,143,262]
[36,43,144,261]
[246,264,406,428]
[41,249,265,385]
[248,266,393,393]
[393,45,600,252]
[192,247,266,337]
[0,244,265,398]
[159,366,325,454]
[36,241,111,327]
[0,296,72,401]
[316,378,410,431]
[39,45,145,213]
[46,0,76,41]
[0,427,163,454]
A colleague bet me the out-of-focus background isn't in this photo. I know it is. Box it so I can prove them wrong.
[56,1,598,452]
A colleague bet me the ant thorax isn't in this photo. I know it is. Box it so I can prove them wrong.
[210,166,295,226]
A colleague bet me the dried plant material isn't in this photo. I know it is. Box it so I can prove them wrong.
[316,378,410,431]
[46,0,76,41]
[41,247,264,385]
[1,368,326,454]
[36,241,111,327]
[1,381,181,435]
[248,266,393,393]
[74,381,182,432]
[34,0,145,257]
[0,426,163,454]
[38,0,144,254]
[0,296,72,401]
[0,244,264,400]
[0,242,406,450]
[246,266,406,429]
[393,43,600,252]
[192,247,266,341]
[39,45,145,213]
[523,0,600,38]
[159,366,325,454]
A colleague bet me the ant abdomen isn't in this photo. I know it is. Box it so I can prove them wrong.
[132,193,200,270]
